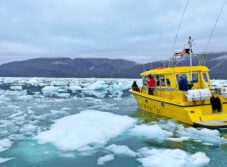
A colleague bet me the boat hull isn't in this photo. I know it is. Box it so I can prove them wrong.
[131,89,227,128]
[132,92,194,125]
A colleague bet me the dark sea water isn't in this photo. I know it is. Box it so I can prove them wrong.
[0,77,227,167]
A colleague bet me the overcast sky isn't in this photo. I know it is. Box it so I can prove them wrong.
[0,0,226,64]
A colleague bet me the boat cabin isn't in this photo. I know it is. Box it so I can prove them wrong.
[138,66,212,104]
[141,66,211,91]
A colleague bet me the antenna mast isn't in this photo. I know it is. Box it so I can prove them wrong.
[169,0,190,67]
[188,36,193,81]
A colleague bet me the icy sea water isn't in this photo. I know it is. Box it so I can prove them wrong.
[0,78,227,167]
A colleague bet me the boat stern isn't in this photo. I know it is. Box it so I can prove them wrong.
[185,107,227,128]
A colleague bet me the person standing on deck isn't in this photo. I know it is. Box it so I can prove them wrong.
[179,76,188,91]
[132,81,140,92]
[147,75,155,95]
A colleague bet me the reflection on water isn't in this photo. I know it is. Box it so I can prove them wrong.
[134,108,162,123]
[134,108,191,128]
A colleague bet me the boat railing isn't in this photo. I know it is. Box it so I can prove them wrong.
[211,88,221,95]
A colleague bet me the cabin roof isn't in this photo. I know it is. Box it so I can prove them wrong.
[140,66,209,76]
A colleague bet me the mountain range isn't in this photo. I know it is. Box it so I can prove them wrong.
[0,52,226,78]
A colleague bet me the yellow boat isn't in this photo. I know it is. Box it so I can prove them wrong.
[130,38,227,128]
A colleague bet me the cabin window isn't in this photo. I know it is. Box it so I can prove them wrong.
[176,74,187,83]
[156,76,160,86]
[166,78,171,86]
[142,77,147,85]
[160,75,166,86]
[203,73,208,82]
[192,73,198,83]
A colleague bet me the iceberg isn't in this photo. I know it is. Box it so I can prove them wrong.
[35,110,136,151]
[97,154,114,165]
[0,139,12,152]
[129,124,173,141]
[10,85,22,90]
[41,86,60,96]
[105,144,137,157]
[137,147,209,167]
[177,126,227,145]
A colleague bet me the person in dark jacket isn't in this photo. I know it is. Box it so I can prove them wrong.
[210,96,222,112]
[132,81,140,92]
[179,76,188,91]
[210,96,216,112]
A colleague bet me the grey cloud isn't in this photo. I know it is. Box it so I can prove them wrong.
[0,0,226,64]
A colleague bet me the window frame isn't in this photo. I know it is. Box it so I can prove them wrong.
[203,72,209,82]
[176,73,187,83]
[192,73,199,83]
[166,78,171,87]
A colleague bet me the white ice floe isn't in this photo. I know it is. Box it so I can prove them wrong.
[26,78,42,86]
[105,144,137,157]
[41,86,71,98]
[137,147,210,167]
[19,124,37,136]
[0,95,11,102]
[0,139,12,152]
[35,110,136,151]
[177,126,226,145]
[125,119,227,145]
[10,85,22,90]
[129,124,173,141]
[152,120,227,145]
[0,120,19,136]
[61,107,71,111]
[14,95,33,101]
[97,154,114,165]
[57,93,70,98]
[158,119,178,132]
[86,80,108,91]
[50,110,69,116]
[167,137,190,142]
[69,85,82,92]
[189,152,210,166]
[8,134,27,141]
[41,86,60,96]
[0,157,14,164]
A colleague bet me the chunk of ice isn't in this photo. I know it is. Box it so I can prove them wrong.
[10,85,22,90]
[189,152,210,166]
[177,126,226,145]
[69,85,82,92]
[137,147,209,167]
[35,110,136,151]
[14,95,33,101]
[0,157,14,164]
[0,139,12,152]
[19,124,37,136]
[97,154,114,165]
[105,144,137,157]
[41,86,59,96]
[129,124,173,141]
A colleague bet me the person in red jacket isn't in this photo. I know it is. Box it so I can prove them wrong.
[147,75,155,95]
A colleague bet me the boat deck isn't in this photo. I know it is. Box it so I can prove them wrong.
[195,120,227,129]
